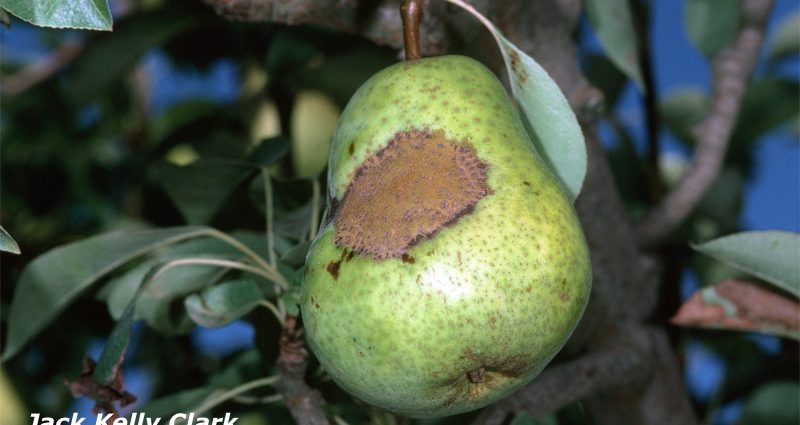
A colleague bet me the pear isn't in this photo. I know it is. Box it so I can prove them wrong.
[301,55,591,418]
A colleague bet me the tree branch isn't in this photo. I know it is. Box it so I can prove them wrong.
[1,41,85,96]
[201,0,452,56]
[471,322,653,425]
[274,316,330,425]
[636,0,774,247]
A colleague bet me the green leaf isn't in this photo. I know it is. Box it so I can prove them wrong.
[151,100,223,144]
[279,241,312,268]
[3,226,210,360]
[65,10,197,104]
[0,0,112,30]
[92,290,139,385]
[157,159,256,225]
[585,54,629,108]
[0,225,21,254]
[444,0,587,201]
[185,279,263,328]
[249,136,290,166]
[660,88,708,144]
[767,12,800,63]
[685,0,740,58]
[739,381,800,425]
[692,231,800,297]
[732,79,800,147]
[584,0,644,90]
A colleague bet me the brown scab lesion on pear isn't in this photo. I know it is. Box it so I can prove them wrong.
[301,54,592,418]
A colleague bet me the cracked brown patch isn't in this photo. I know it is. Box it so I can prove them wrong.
[334,129,489,260]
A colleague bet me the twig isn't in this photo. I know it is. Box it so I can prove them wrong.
[201,0,452,56]
[471,322,652,425]
[630,0,666,202]
[274,316,330,425]
[1,41,85,96]
[636,0,774,247]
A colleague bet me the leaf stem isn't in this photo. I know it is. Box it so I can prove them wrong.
[152,258,281,287]
[259,300,285,325]
[176,376,280,423]
[205,229,289,290]
[262,168,278,269]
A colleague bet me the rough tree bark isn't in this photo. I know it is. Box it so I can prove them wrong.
[199,0,775,423]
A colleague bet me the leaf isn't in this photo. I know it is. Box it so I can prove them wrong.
[739,381,800,425]
[92,291,139,385]
[157,159,256,225]
[672,279,800,340]
[732,79,800,147]
[585,54,629,108]
[444,0,587,201]
[685,0,740,58]
[766,12,800,63]
[0,225,20,254]
[583,0,644,90]
[2,226,210,360]
[185,279,263,328]
[65,9,197,104]
[660,88,708,144]
[249,136,290,166]
[692,231,800,297]
[279,241,312,268]
[0,0,112,30]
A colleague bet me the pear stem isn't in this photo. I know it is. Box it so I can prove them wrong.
[400,0,422,60]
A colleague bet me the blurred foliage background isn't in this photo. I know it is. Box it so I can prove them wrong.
[1,0,798,424]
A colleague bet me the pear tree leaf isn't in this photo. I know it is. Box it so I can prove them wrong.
[0,0,112,30]
[692,231,800,298]
[92,290,139,385]
[279,240,312,268]
[672,279,800,340]
[444,0,587,201]
[157,159,256,225]
[766,12,800,63]
[583,0,644,90]
[0,225,21,254]
[185,279,263,328]
[739,381,800,425]
[685,0,740,58]
[2,226,211,361]
[660,88,708,144]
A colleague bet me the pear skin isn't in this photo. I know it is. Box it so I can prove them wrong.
[301,55,591,418]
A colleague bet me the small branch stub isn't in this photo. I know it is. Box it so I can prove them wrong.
[401,0,423,60]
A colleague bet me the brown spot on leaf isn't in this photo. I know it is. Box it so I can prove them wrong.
[401,253,416,264]
[523,181,531,186]
[334,129,489,260]
[509,50,528,85]
[348,143,354,155]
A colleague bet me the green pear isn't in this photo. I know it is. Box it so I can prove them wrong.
[301,55,591,418]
